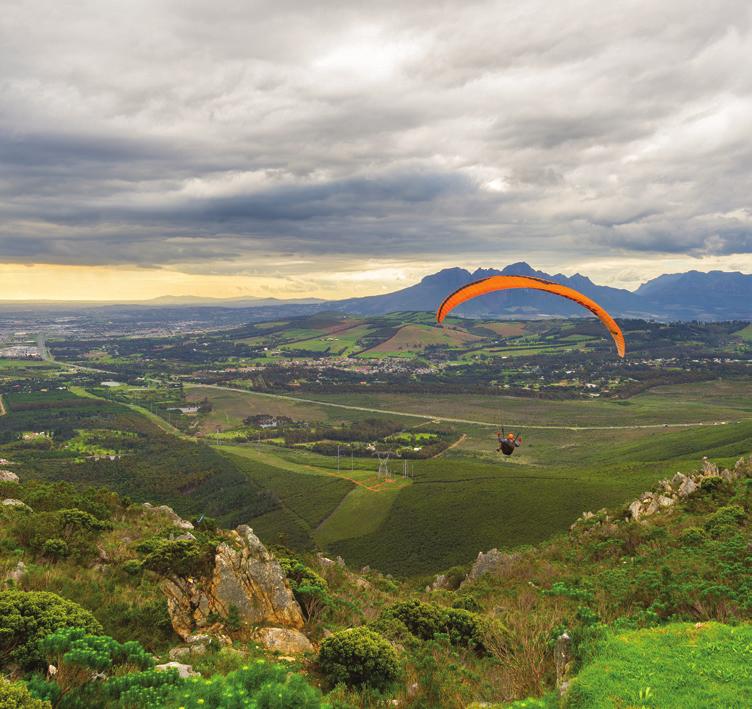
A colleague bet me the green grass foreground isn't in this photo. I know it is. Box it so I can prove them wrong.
[563,622,752,708]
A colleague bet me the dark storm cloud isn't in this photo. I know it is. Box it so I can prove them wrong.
[1,0,751,276]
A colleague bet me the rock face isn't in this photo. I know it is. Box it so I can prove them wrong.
[0,470,19,483]
[161,525,305,642]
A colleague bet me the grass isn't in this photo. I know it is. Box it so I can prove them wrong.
[564,623,752,708]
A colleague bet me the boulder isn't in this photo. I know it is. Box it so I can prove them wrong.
[142,503,194,530]
[3,561,27,585]
[155,661,199,679]
[2,498,32,512]
[161,525,305,641]
[253,627,314,654]
[628,500,643,521]
[678,477,699,498]
[657,495,675,509]
[0,470,19,483]
[168,646,191,660]
[463,548,520,584]
[702,457,719,476]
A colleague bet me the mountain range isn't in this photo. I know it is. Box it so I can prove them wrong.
[333,262,752,320]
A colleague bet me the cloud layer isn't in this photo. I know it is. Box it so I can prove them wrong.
[2,0,752,295]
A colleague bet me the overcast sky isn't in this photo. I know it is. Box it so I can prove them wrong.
[1,0,751,300]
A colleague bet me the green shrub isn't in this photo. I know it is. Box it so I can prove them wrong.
[104,668,182,708]
[704,505,745,536]
[121,559,143,575]
[318,627,399,690]
[700,475,725,492]
[30,628,154,707]
[0,591,102,668]
[42,538,69,561]
[279,557,332,623]
[452,595,482,613]
[161,660,324,707]
[139,539,214,578]
[678,526,707,545]
[381,599,445,640]
[0,677,50,709]
[380,599,487,649]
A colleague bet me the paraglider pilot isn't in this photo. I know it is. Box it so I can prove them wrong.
[497,431,522,456]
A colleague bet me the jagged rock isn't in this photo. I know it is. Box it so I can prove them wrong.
[702,457,719,476]
[643,497,660,517]
[161,525,304,641]
[155,661,199,679]
[0,470,19,483]
[360,565,371,574]
[253,627,314,654]
[555,632,573,694]
[678,477,699,498]
[463,548,520,584]
[671,472,688,488]
[426,573,451,592]
[316,554,336,569]
[335,556,346,567]
[628,500,643,521]
[657,495,675,508]
[142,503,194,530]
[175,533,197,542]
[720,468,739,483]
[3,561,27,585]
[2,498,32,512]
[735,457,747,471]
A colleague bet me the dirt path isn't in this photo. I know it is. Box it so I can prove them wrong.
[435,432,467,457]
[188,383,740,431]
[0,394,5,417]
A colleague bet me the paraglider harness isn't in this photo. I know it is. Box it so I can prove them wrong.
[497,425,522,456]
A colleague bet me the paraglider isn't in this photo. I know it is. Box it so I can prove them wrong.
[497,431,522,456]
[436,274,626,357]
[436,274,627,461]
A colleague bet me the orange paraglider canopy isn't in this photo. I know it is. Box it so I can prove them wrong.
[436,275,626,357]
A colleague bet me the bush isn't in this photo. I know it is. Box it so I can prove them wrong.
[31,627,155,707]
[42,538,69,561]
[162,660,324,708]
[0,677,50,709]
[0,591,102,669]
[679,526,707,545]
[139,539,215,578]
[380,599,487,649]
[318,627,399,690]
[279,557,332,623]
[704,505,745,536]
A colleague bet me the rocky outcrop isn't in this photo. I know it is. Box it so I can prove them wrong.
[0,470,19,483]
[141,503,194,530]
[572,456,750,528]
[161,525,305,643]
[463,548,521,585]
